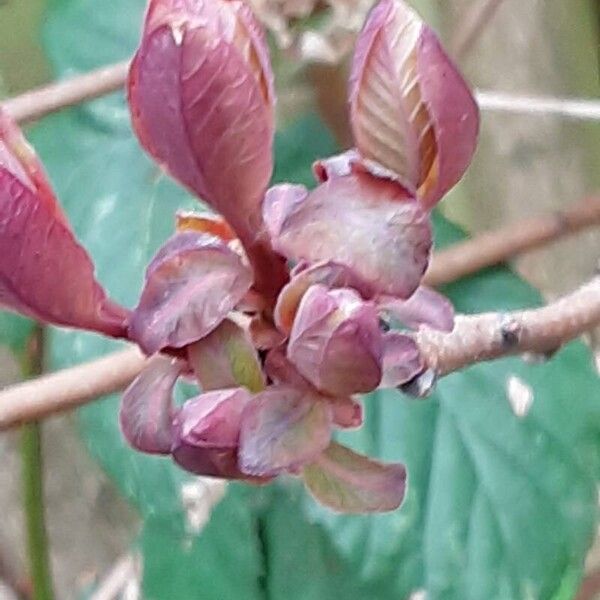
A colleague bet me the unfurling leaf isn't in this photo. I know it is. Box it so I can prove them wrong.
[287,285,383,396]
[128,0,275,238]
[350,0,479,207]
[128,232,253,354]
[239,386,333,476]
[119,355,183,454]
[303,442,407,513]
[264,173,432,298]
[380,331,423,388]
[274,261,373,334]
[378,286,454,332]
[171,388,259,480]
[0,110,128,337]
[188,318,265,393]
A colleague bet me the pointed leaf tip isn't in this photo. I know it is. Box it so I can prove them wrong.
[129,0,275,236]
[350,0,479,208]
[0,110,129,336]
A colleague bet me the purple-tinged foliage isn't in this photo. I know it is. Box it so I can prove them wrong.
[264,173,432,298]
[287,285,383,396]
[128,232,253,354]
[0,110,129,337]
[378,286,455,332]
[349,0,479,208]
[1,0,480,512]
[239,386,333,476]
[119,355,183,454]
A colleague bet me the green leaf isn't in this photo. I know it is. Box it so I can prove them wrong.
[0,311,35,359]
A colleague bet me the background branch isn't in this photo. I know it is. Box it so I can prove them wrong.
[2,61,129,125]
[425,196,600,287]
[0,349,147,431]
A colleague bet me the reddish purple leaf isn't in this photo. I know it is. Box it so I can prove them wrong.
[171,388,259,480]
[274,260,374,334]
[287,285,383,396]
[129,232,253,355]
[264,173,432,298]
[350,0,479,208]
[303,442,407,513]
[128,0,275,240]
[119,355,183,454]
[239,385,333,476]
[378,286,454,332]
[187,317,265,393]
[0,110,128,336]
[264,345,311,389]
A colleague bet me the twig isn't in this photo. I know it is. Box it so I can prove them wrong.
[475,90,600,121]
[1,60,600,127]
[415,275,600,376]
[451,0,506,62]
[0,275,599,429]
[2,61,129,125]
[425,196,600,287]
[0,348,147,431]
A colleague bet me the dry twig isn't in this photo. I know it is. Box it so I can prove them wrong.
[425,196,600,287]
[0,349,147,431]
[2,61,129,125]
[0,276,599,429]
[416,275,600,376]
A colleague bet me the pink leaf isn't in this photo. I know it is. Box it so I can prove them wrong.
[239,385,333,476]
[380,331,423,388]
[303,442,407,513]
[264,172,432,298]
[129,232,253,355]
[187,317,265,393]
[119,355,183,454]
[378,286,454,332]
[171,387,262,480]
[0,110,129,336]
[287,285,383,396]
[128,0,275,239]
[350,0,479,208]
[274,260,374,334]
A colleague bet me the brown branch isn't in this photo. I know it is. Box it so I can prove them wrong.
[0,348,147,431]
[1,61,129,125]
[451,0,507,62]
[416,275,600,376]
[0,275,599,430]
[424,196,600,288]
